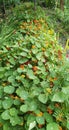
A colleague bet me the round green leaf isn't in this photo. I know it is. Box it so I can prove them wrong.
[8,76,15,83]
[36,116,45,125]
[30,87,42,98]
[19,58,28,64]
[16,88,28,100]
[17,68,24,73]
[20,91,28,99]
[38,94,48,104]
[20,104,28,113]
[44,112,53,123]
[4,86,15,94]
[47,123,59,130]
[10,116,23,126]
[52,92,65,102]
[32,48,38,54]
[2,98,13,109]
[9,108,18,116]
[1,110,10,120]
[27,69,36,79]
[8,57,15,65]
[20,52,27,56]
[14,99,21,106]
[62,87,69,94]
[33,77,40,84]
[29,101,37,111]
[27,115,36,126]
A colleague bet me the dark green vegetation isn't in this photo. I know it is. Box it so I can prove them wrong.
[0,1,69,130]
[0,0,69,45]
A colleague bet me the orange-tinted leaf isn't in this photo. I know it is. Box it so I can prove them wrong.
[20,64,24,70]
[42,48,46,51]
[38,124,43,128]
[6,47,11,50]
[58,50,62,60]
[59,126,63,130]
[36,112,43,117]
[32,66,38,71]
[55,103,60,108]
[33,19,39,24]
[47,107,53,114]
[32,45,36,49]
[50,81,54,88]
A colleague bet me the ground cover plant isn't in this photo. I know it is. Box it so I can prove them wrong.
[0,3,69,130]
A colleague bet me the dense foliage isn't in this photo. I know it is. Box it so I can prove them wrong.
[0,0,66,13]
[0,3,69,130]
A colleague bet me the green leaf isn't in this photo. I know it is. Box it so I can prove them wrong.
[8,57,15,65]
[35,42,41,48]
[2,98,13,109]
[3,123,12,130]
[62,87,69,94]
[35,110,42,115]
[16,88,28,100]
[4,86,15,94]
[27,115,36,127]
[47,123,59,130]
[30,87,42,98]
[38,94,48,104]
[36,116,45,125]
[29,101,37,111]
[17,68,23,73]
[44,112,53,123]
[52,92,65,102]
[1,110,10,120]
[9,108,18,116]
[5,70,13,77]
[19,58,28,64]
[28,121,36,130]
[20,90,28,99]
[20,104,28,113]
[20,52,27,56]
[41,81,49,88]
[0,115,5,124]
[0,67,6,72]
[8,76,15,83]
[10,116,23,126]
[27,69,36,79]
[39,66,46,75]
[14,99,21,106]
[36,52,43,60]
[32,48,38,54]
[0,73,4,79]
[33,77,40,84]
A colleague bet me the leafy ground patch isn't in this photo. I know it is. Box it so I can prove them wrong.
[0,2,69,130]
